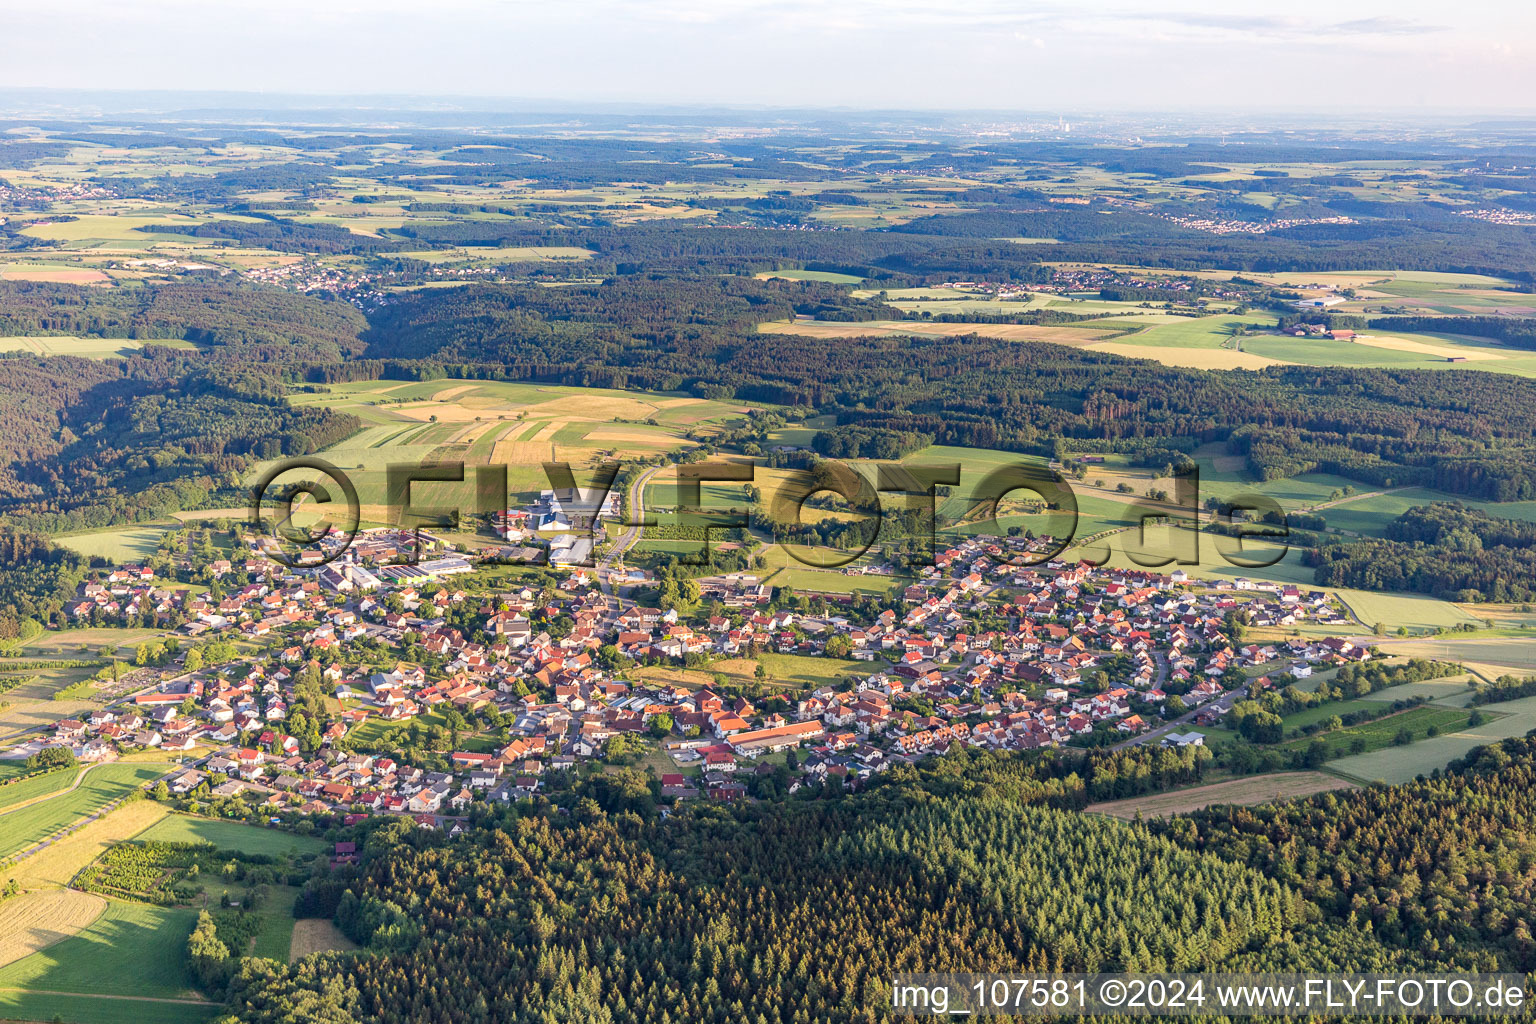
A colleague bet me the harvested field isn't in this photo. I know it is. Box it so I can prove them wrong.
[490,440,554,465]
[1354,333,1503,361]
[288,918,360,961]
[527,395,660,419]
[584,429,682,446]
[0,890,106,968]
[1087,772,1356,819]
[529,420,563,441]
[0,268,111,284]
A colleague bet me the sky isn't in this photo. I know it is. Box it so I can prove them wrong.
[4,0,1536,114]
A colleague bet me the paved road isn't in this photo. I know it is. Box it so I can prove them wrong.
[1112,683,1244,750]
[596,464,662,630]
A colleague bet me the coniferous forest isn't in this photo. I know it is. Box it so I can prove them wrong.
[206,737,1536,1024]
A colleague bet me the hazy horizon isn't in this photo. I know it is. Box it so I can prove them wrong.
[6,0,1535,115]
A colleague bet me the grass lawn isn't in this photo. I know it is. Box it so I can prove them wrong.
[134,813,329,858]
[0,763,170,861]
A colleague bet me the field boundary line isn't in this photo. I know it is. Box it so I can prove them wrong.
[0,986,217,1006]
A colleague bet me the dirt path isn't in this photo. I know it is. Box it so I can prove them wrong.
[1309,486,1406,512]
[0,761,99,817]
[0,987,217,1006]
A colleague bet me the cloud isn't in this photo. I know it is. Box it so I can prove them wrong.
[1331,16,1441,35]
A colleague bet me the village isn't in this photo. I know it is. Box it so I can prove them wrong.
[2,516,1379,827]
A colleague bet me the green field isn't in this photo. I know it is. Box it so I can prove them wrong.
[1319,487,1536,537]
[1111,313,1278,349]
[1327,695,1536,784]
[0,763,169,861]
[1243,332,1536,378]
[754,651,868,688]
[0,989,214,1024]
[0,766,82,812]
[1287,706,1480,758]
[1334,589,1483,633]
[55,525,170,562]
[0,902,205,1007]
[135,813,329,858]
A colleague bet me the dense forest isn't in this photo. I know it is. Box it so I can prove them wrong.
[0,280,368,359]
[0,356,358,531]
[204,737,1536,1023]
[359,281,1536,501]
[1307,502,1536,601]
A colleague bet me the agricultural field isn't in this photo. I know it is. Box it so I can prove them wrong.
[289,918,359,961]
[0,762,171,862]
[0,899,207,1004]
[1087,772,1354,820]
[392,245,593,266]
[134,814,329,858]
[1328,695,1536,784]
[1286,705,1483,759]
[634,651,868,692]
[1084,313,1287,370]
[260,379,758,526]
[0,765,83,812]
[1259,269,1536,317]
[0,657,111,741]
[0,889,106,969]
[1373,636,1536,673]
[754,269,866,284]
[756,318,1123,344]
[15,628,167,660]
[5,800,171,892]
[1334,590,1483,633]
[0,990,214,1024]
[0,336,197,359]
[54,525,170,561]
[1318,487,1536,537]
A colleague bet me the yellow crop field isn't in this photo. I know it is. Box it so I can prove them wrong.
[288,918,360,961]
[0,890,106,968]
[5,799,169,891]
[1087,773,1356,820]
[490,440,555,465]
